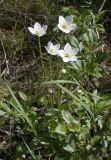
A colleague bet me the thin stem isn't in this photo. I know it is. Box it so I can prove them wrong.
[38,37,45,77]
[60,32,64,46]
[56,58,62,108]
[49,57,53,106]
[50,57,52,80]
[56,33,64,108]
[99,0,106,12]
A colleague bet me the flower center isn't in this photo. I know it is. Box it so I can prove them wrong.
[65,52,72,58]
[50,48,54,55]
[62,22,69,29]
[36,31,40,36]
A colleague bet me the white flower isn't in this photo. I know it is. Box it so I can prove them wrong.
[58,43,78,62]
[58,15,77,33]
[28,22,48,37]
[45,41,60,55]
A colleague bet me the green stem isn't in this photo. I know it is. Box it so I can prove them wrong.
[49,57,53,106]
[50,57,52,80]
[56,33,64,108]
[60,32,64,46]
[38,37,45,77]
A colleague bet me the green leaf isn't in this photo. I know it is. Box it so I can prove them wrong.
[61,111,80,132]
[88,29,93,42]
[91,29,97,41]
[83,33,89,45]
[61,110,74,125]
[88,29,97,42]
[69,36,79,48]
[0,110,5,116]
[96,115,104,129]
[55,124,67,135]
[91,67,102,77]
[79,42,84,52]
[96,11,106,21]
[95,99,111,114]
[91,135,101,145]
[65,134,75,150]
[63,144,75,153]
[42,80,74,85]
[23,139,36,159]
[67,123,80,132]
[19,91,27,101]
[96,24,105,32]
[88,62,102,77]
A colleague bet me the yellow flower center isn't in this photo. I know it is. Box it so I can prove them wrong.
[65,52,72,58]
[50,48,54,54]
[63,22,69,29]
[36,31,40,36]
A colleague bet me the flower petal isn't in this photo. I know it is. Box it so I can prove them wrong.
[55,44,60,50]
[69,56,77,62]
[70,23,77,31]
[59,16,65,24]
[65,15,73,22]
[72,47,78,55]
[34,22,41,31]
[58,24,71,33]
[28,27,35,34]
[64,43,72,52]
[47,41,53,49]
[42,25,48,31]
[39,30,46,37]
[53,48,58,55]
[58,50,65,57]
[45,46,50,53]
[62,57,69,62]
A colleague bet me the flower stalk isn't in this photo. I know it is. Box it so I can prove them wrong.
[38,37,45,77]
